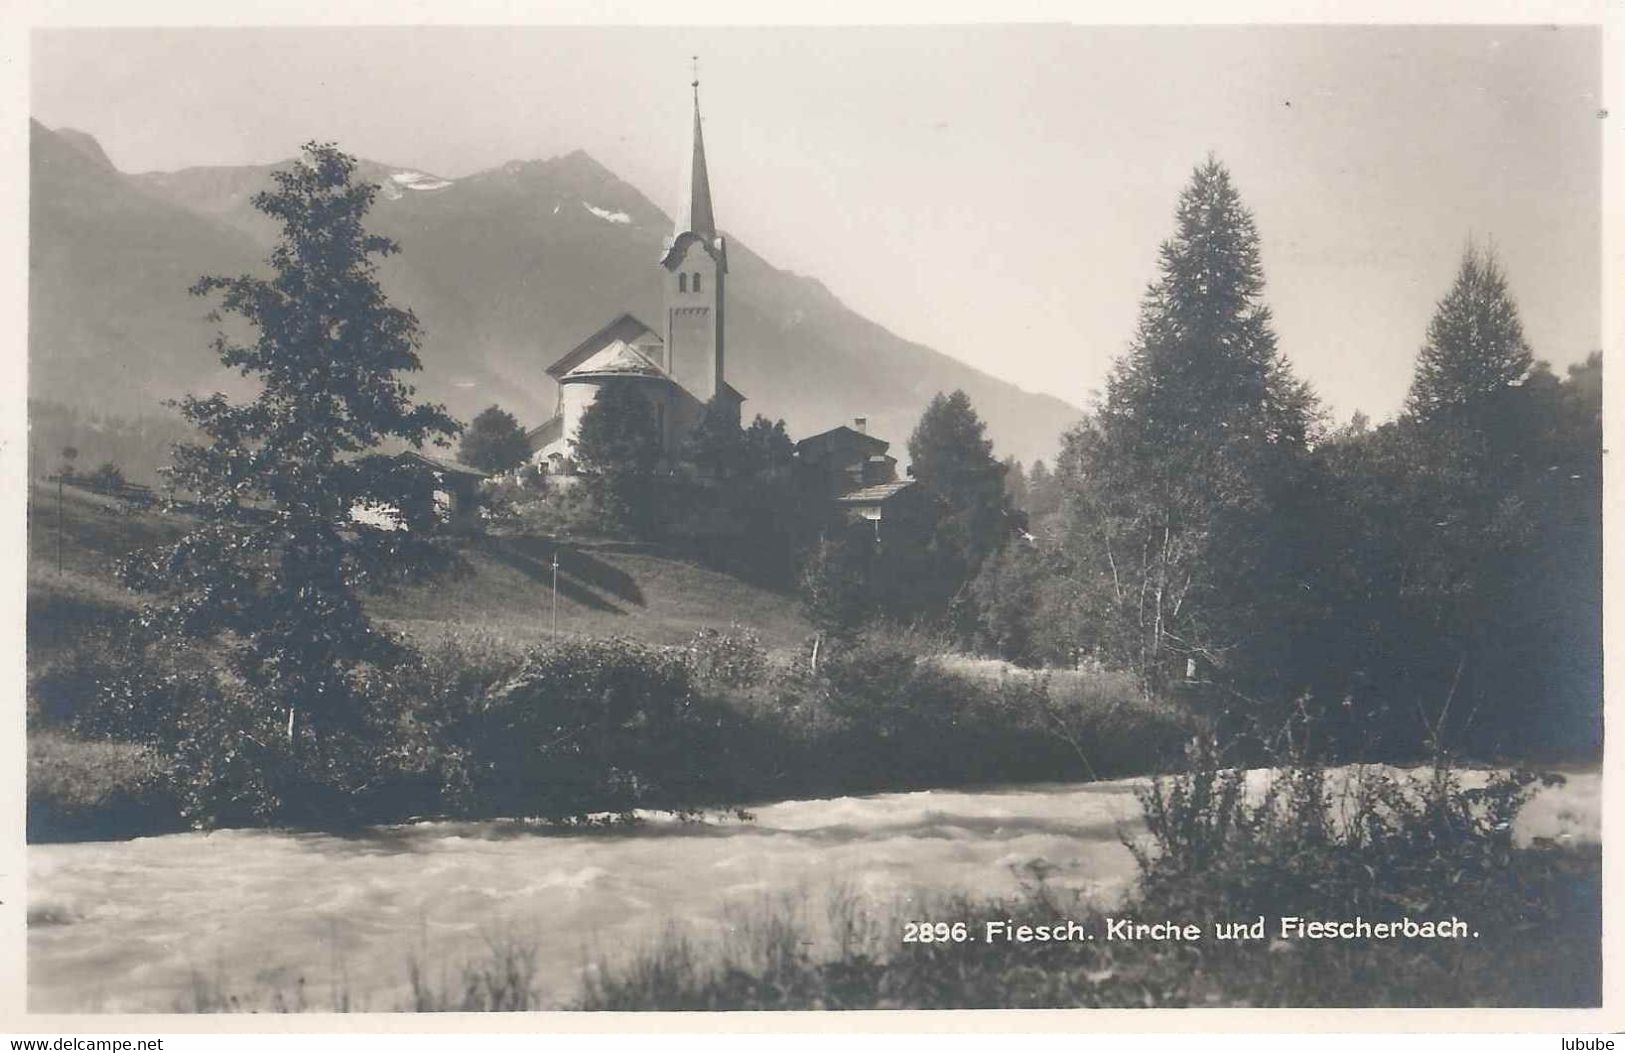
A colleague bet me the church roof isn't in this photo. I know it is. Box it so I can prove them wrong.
[545,313,663,379]
[564,339,667,380]
[546,310,745,405]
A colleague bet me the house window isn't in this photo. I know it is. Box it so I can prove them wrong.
[692,272,702,293]
[679,273,688,293]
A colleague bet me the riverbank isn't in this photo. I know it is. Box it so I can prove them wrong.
[581,763,1603,1009]
[27,765,1600,1012]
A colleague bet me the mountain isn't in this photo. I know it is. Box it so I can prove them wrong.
[30,122,1080,466]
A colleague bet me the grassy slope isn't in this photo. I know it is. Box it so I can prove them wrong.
[370,535,811,650]
[28,483,811,653]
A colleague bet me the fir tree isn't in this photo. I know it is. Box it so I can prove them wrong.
[1405,244,1534,426]
[1052,157,1316,704]
[119,143,460,821]
[1003,457,1029,512]
[905,390,1012,621]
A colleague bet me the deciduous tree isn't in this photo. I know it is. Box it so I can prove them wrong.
[573,382,663,537]
[458,404,532,474]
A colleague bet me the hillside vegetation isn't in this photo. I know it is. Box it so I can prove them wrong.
[29,483,812,652]
[26,484,1194,838]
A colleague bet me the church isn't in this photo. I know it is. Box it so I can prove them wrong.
[527,78,744,474]
[522,73,920,531]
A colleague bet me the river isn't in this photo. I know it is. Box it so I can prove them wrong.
[27,768,1600,1012]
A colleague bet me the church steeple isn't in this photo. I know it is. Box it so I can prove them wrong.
[678,74,716,242]
[661,59,728,405]
[665,59,722,267]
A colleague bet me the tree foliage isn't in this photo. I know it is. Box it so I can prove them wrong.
[798,529,873,636]
[968,540,1048,666]
[1406,245,1534,427]
[458,404,532,474]
[1301,290,1601,758]
[119,142,460,822]
[573,382,663,537]
[673,399,816,583]
[1049,158,1317,707]
[900,390,1014,627]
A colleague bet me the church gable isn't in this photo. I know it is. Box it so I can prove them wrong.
[545,313,663,379]
[566,339,668,379]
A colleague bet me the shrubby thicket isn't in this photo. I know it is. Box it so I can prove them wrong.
[31,622,1191,832]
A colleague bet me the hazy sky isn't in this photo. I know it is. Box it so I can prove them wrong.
[32,24,1602,422]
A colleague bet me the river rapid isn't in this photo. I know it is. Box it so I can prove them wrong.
[27,768,1600,1013]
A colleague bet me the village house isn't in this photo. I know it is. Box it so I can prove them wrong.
[396,450,486,533]
[794,418,918,529]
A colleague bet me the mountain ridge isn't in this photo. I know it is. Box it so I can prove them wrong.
[29,122,1081,466]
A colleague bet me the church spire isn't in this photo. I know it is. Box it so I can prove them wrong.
[677,57,716,242]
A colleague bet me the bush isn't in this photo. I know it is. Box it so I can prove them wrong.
[27,731,184,841]
[684,627,768,688]
[1132,741,1570,928]
[28,609,1196,834]
[395,636,758,821]
[504,481,600,538]
[86,461,127,492]
[806,630,1192,792]
[28,624,218,747]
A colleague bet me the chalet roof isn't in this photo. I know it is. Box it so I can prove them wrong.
[397,450,487,479]
[545,313,662,379]
[795,425,891,456]
[833,480,916,505]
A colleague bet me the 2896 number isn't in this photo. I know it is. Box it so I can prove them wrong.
[902,921,970,943]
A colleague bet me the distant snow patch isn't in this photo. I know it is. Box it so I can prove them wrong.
[582,202,632,224]
[390,170,454,192]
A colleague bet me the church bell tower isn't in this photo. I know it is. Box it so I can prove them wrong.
[661,66,726,405]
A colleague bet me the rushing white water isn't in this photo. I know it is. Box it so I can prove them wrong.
[27,769,1600,1013]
